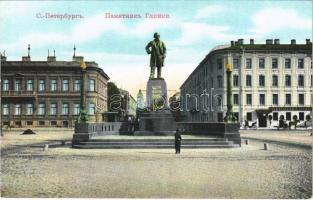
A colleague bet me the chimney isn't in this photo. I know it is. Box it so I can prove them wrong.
[230,41,234,46]
[291,39,296,45]
[22,44,31,61]
[250,39,254,45]
[1,50,7,62]
[72,44,84,62]
[306,39,311,45]
[266,39,273,45]
[47,49,56,62]
[274,39,280,45]
[238,39,244,45]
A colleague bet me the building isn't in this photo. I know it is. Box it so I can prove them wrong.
[180,39,312,128]
[119,88,137,118]
[0,46,110,128]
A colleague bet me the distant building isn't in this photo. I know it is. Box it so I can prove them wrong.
[119,88,137,118]
[180,39,312,128]
[1,46,110,128]
[136,89,145,110]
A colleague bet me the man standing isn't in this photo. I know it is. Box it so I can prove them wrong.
[145,32,167,79]
[174,129,182,154]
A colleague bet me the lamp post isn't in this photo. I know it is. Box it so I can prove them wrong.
[77,61,88,123]
[0,52,2,136]
[224,56,237,123]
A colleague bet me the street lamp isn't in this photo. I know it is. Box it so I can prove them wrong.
[77,61,88,123]
[224,55,237,123]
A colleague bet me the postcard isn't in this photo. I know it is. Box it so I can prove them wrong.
[0,0,312,199]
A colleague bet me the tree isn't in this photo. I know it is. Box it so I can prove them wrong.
[107,82,120,112]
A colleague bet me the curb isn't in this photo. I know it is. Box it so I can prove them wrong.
[241,136,312,149]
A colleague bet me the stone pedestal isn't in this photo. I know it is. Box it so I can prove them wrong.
[134,110,176,136]
[134,78,176,135]
[146,78,168,110]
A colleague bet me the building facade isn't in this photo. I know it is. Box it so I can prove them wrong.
[1,51,109,128]
[180,39,312,128]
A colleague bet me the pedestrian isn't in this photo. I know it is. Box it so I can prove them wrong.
[174,129,182,154]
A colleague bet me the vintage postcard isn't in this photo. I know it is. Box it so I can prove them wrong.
[0,0,312,199]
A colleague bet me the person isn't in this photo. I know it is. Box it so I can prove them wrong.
[174,129,182,154]
[145,32,167,79]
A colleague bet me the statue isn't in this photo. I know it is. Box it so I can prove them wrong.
[145,32,167,79]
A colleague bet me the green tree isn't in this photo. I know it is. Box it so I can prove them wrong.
[107,82,120,112]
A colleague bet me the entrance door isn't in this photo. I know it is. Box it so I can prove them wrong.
[258,113,267,127]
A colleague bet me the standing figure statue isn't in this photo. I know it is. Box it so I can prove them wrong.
[145,32,167,79]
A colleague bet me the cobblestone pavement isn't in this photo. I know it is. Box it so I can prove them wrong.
[1,130,312,198]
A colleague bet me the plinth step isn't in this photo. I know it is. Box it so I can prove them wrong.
[73,144,239,149]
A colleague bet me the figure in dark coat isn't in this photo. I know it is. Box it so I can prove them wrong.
[174,129,182,154]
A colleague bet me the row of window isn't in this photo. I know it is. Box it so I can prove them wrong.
[2,103,96,115]
[232,93,305,106]
[231,74,311,87]
[217,58,307,70]
[2,79,96,92]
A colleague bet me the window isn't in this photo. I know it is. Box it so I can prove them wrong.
[89,103,96,115]
[217,76,223,88]
[273,112,278,121]
[233,58,239,69]
[3,79,9,91]
[246,75,252,87]
[15,80,21,91]
[285,94,291,105]
[246,112,252,121]
[259,94,265,105]
[26,104,33,115]
[39,121,45,126]
[259,75,265,87]
[89,79,95,91]
[26,121,33,126]
[27,80,33,91]
[311,75,313,87]
[15,104,21,115]
[62,79,69,91]
[74,103,80,115]
[285,75,291,87]
[50,121,57,126]
[299,112,304,121]
[74,80,81,91]
[39,79,45,91]
[38,103,45,115]
[3,104,9,115]
[233,75,239,87]
[246,94,252,105]
[233,94,239,105]
[298,94,304,105]
[285,58,291,69]
[298,75,304,87]
[50,79,57,91]
[272,75,278,87]
[298,58,304,69]
[50,103,57,115]
[62,103,69,115]
[272,58,278,69]
[217,58,223,69]
[286,112,291,120]
[259,58,265,69]
[272,94,278,105]
[246,58,252,69]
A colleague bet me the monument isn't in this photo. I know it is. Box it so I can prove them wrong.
[135,32,176,135]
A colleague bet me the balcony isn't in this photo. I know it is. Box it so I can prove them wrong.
[1,90,37,98]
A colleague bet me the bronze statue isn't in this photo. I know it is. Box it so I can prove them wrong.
[145,32,167,79]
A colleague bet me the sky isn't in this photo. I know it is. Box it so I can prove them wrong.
[0,0,312,97]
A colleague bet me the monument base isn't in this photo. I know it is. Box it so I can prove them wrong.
[134,110,176,136]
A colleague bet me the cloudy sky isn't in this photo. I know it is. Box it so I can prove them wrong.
[0,0,311,97]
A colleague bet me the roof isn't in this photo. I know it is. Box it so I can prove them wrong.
[1,60,110,80]
[180,43,312,89]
